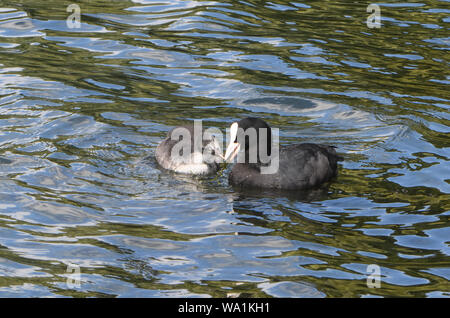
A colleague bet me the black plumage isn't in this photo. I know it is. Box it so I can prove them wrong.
[226,118,343,190]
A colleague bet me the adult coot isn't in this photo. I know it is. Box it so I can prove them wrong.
[156,124,222,175]
[224,117,342,190]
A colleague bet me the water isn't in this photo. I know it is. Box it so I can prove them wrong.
[0,0,449,297]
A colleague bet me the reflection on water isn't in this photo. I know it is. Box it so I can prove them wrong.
[0,0,449,297]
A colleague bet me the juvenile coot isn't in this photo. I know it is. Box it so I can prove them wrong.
[224,117,343,190]
[156,124,222,175]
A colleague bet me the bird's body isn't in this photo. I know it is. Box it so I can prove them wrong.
[229,143,341,190]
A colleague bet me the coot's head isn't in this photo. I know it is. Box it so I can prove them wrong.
[156,125,223,174]
[224,117,272,164]
[202,134,223,165]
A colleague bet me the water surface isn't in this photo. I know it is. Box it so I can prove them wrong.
[0,0,449,297]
